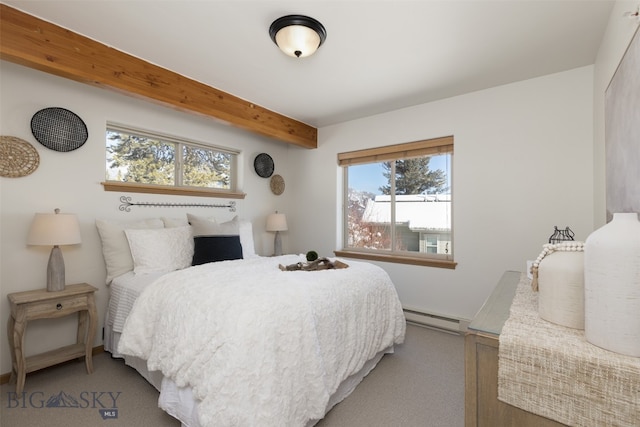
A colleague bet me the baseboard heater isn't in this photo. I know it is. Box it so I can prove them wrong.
[403,307,469,334]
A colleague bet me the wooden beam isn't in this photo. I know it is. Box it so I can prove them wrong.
[0,4,317,149]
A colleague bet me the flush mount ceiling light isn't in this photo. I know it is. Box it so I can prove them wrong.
[269,15,327,58]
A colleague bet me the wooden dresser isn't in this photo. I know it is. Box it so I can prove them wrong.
[464,271,566,427]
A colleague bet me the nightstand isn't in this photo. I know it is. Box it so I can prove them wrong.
[6,283,98,394]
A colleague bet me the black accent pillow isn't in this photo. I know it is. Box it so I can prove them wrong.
[192,235,243,266]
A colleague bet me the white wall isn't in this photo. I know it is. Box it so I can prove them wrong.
[288,66,595,322]
[0,61,293,374]
[593,1,640,228]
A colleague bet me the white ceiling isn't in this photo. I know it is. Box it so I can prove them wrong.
[3,0,615,128]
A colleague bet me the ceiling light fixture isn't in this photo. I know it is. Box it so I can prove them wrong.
[269,15,327,58]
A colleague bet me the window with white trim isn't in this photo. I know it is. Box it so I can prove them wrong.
[105,124,238,192]
[337,136,455,269]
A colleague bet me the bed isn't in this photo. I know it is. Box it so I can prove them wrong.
[98,215,406,427]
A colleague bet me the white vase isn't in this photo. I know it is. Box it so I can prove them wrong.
[538,251,584,329]
[584,212,640,357]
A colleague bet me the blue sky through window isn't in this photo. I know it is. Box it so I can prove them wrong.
[348,154,451,195]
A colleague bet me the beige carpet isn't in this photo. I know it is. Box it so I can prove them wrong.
[1,324,464,427]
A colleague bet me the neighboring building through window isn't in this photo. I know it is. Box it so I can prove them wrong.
[337,136,455,269]
[105,124,238,192]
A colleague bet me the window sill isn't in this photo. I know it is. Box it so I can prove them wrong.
[334,250,457,269]
[101,182,246,199]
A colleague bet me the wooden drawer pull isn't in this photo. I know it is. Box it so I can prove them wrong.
[56,303,62,310]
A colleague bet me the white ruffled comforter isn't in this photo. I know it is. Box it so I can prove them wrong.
[118,255,406,427]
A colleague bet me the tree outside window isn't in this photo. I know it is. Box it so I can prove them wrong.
[106,125,236,191]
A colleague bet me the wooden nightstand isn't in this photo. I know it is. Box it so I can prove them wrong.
[6,283,98,394]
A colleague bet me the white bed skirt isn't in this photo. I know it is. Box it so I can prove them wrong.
[106,323,392,427]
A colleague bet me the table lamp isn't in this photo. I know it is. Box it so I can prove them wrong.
[27,208,81,292]
[266,212,288,256]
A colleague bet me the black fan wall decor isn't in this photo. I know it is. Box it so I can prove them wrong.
[254,153,274,178]
[31,107,88,152]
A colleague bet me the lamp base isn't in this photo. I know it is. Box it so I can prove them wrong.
[274,231,283,256]
[47,245,66,292]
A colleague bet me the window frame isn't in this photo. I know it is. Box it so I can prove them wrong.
[336,135,455,269]
[102,123,245,199]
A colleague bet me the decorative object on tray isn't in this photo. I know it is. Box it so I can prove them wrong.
[27,208,82,292]
[535,241,585,329]
[306,250,318,261]
[547,225,574,244]
[584,212,640,357]
[266,211,288,256]
[270,174,285,195]
[279,257,349,271]
[0,136,40,177]
[31,107,88,152]
[253,153,274,178]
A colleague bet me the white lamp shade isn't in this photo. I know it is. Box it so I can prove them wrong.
[275,25,321,58]
[266,213,288,232]
[27,212,82,246]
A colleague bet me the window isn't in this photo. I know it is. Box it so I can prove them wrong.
[336,136,455,269]
[104,124,242,198]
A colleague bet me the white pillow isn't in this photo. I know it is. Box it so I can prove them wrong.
[187,214,257,258]
[96,218,164,283]
[162,216,189,228]
[124,226,194,275]
[234,218,257,259]
[187,213,224,236]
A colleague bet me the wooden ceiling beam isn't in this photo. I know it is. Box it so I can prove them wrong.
[0,4,317,149]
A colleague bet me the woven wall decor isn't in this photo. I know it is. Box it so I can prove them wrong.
[31,107,88,152]
[254,153,274,178]
[270,174,285,195]
[0,136,40,178]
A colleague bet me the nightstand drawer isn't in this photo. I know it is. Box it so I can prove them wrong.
[22,294,90,320]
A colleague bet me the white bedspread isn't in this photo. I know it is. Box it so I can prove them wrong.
[118,255,406,427]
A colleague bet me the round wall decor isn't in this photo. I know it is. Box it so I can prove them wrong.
[0,136,40,177]
[254,153,274,178]
[270,174,285,195]
[31,107,88,152]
